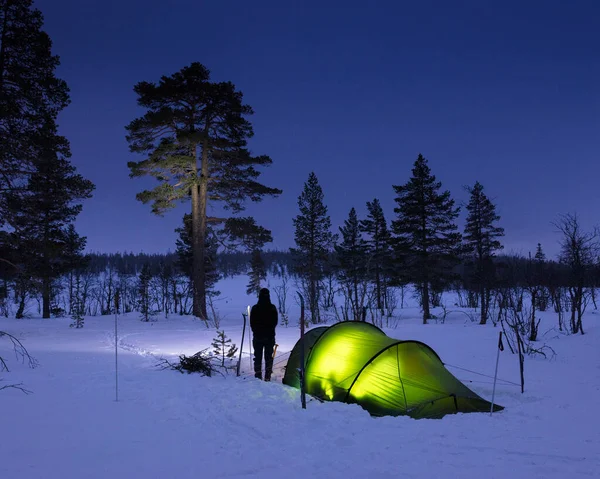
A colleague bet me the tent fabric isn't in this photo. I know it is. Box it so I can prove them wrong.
[282,321,503,419]
[282,326,328,389]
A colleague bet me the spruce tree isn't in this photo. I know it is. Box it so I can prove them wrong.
[335,207,367,320]
[534,243,545,262]
[291,172,336,323]
[2,131,93,318]
[0,0,69,193]
[126,63,281,321]
[360,198,392,314]
[69,272,85,329]
[391,154,462,323]
[63,224,89,315]
[533,243,548,311]
[463,181,504,324]
[137,264,153,322]
[220,216,272,293]
[246,249,266,296]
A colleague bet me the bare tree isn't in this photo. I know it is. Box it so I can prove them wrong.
[554,213,599,335]
[272,264,290,327]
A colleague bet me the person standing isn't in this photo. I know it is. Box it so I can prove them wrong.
[250,288,278,381]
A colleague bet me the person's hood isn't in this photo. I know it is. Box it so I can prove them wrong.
[258,288,271,303]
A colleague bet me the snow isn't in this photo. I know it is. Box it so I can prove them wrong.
[1,276,599,478]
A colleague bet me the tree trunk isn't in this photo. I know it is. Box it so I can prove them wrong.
[42,276,50,318]
[310,276,318,323]
[479,285,487,325]
[68,271,74,314]
[0,0,10,91]
[353,278,359,321]
[192,140,208,320]
[422,281,430,324]
[529,289,537,341]
[376,264,382,313]
[16,292,25,318]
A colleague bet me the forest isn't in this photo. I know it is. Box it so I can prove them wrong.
[1,0,598,344]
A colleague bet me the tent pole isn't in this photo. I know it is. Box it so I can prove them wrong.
[298,292,306,409]
[490,331,503,416]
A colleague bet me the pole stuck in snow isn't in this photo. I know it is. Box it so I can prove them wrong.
[247,305,253,361]
[237,312,247,377]
[490,331,504,416]
[298,291,306,410]
[114,308,119,402]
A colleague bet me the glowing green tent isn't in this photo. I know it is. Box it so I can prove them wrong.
[282,321,503,419]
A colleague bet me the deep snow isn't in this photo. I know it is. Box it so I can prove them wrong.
[1,276,599,478]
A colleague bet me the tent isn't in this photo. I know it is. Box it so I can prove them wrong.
[282,321,503,419]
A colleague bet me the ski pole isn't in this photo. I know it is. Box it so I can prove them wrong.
[298,292,306,409]
[490,331,503,415]
[237,313,247,377]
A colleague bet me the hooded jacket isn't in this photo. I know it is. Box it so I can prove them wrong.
[250,288,278,338]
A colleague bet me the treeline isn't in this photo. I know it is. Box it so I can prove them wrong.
[284,160,599,339]
[82,250,290,278]
[1,1,598,341]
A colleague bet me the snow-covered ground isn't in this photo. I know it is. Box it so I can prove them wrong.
[1,276,599,478]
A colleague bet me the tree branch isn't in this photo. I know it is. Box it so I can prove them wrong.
[0,331,38,371]
[0,380,32,394]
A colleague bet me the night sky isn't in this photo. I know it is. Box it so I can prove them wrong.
[35,0,599,258]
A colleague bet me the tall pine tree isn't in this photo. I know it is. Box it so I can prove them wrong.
[335,207,367,320]
[391,154,462,323]
[126,63,281,320]
[463,181,504,324]
[291,172,336,323]
[360,198,392,313]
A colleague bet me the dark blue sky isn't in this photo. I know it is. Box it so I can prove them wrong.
[36,0,599,258]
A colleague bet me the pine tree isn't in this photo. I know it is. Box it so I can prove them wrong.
[533,243,549,311]
[0,1,93,318]
[534,243,545,262]
[291,172,337,323]
[246,249,266,296]
[63,224,89,315]
[2,130,93,318]
[137,264,153,322]
[219,216,273,293]
[69,272,84,329]
[391,154,462,323]
[360,198,392,313]
[211,330,238,368]
[463,181,504,324]
[0,0,70,193]
[335,207,367,320]
[125,63,282,321]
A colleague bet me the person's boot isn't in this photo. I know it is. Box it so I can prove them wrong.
[264,371,271,382]
[254,372,262,380]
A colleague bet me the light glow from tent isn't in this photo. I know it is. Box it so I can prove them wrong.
[283,321,504,418]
